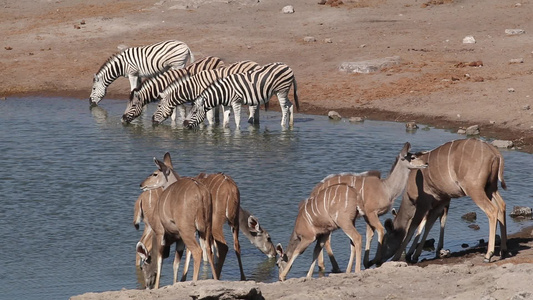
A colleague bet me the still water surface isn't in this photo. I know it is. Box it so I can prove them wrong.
[1,97,532,299]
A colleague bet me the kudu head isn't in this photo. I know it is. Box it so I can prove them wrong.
[246,215,276,258]
[394,142,428,171]
[275,230,300,281]
[275,243,289,281]
[136,242,157,289]
[140,152,179,191]
[380,208,406,263]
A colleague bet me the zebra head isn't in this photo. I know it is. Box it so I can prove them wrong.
[183,97,207,129]
[152,91,174,125]
[121,90,143,124]
[89,74,107,105]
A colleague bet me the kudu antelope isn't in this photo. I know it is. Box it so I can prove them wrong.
[310,143,428,269]
[381,138,507,264]
[133,188,163,266]
[136,153,218,289]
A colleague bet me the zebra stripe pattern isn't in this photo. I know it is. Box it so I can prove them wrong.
[89,40,194,105]
[121,56,224,123]
[152,60,261,126]
[184,62,299,128]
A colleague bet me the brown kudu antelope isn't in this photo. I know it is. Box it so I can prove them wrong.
[136,153,218,289]
[311,142,428,270]
[381,138,507,264]
[133,188,163,266]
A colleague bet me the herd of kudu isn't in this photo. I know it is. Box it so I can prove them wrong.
[133,138,508,288]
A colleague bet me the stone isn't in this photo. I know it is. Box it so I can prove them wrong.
[462,35,476,44]
[328,111,342,120]
[508,87,516,92]
[523,104,530,110]
[461,211,477,221]
[492,140,514,148]
[303,36,316,42]
[505,29,526,35]
[324,38,333,43]
[191,284,263,300]
[282,5,294,14]
[468,224,480,230]
[339,56,401,74]
[510,206,533,218]
[349,116,364,123]
[465,125,480,135]
[405,121,418,130]
[509,58,524,64]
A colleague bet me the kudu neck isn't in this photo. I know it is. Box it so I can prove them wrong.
[382,158,411,200]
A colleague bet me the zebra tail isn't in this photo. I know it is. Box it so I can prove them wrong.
[264,101,269,111]
[293,77,300,111]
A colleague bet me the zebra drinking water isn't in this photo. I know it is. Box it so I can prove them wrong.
[183,62,299,129]
[121,56,224,124]
[152,60,261,127]
[89,40,194,106]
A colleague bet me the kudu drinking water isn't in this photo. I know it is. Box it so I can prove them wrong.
[133,188,163,266]
[276,143,427,280]
[136,153,218,289]
[380,138,507,264]
[310,142,428,269]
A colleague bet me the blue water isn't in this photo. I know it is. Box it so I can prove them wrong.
[0,97,531,299]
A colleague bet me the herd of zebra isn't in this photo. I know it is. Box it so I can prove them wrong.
[89,40,299,128]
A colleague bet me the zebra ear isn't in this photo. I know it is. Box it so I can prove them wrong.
[93,74,98,82]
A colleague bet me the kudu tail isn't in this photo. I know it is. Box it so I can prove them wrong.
[497,154,507,190]
[133,195,143,230]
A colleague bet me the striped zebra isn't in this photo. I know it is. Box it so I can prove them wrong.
[152,60,261,127]
[183,62,299,129]
[121,56,224,124]
[89,40,194,106]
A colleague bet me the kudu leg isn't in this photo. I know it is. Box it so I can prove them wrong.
[435,203,449,257]
[172,240,186,284]
[493,191,508,256]
[307,235,329,278]
[231,226,246,280]
[339,220,363,273]
[406,218,427,262]
[320,235,340,273]
[363,213,385,268]
[411,208,443,262]
[181,250,192,282]
[279,237,315,281]
[469,189,499,262]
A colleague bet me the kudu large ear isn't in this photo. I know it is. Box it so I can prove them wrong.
[163,152,173,168]
[136,242,150,262]
[275,243,285,257]
[248,215,262,233]
[391,208,397,216]
[401,142,411,156]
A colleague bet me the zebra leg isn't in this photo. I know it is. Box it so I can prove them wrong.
[222,106,232,128]
[231,102,242,128]
[214,106,220,124]
[277,91,291,127]
[248,105,259,124]
[206,109,216,125]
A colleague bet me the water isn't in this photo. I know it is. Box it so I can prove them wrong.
[0,97,531,299]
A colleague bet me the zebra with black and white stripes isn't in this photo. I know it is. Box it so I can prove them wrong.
[89,40,194,105]
[121,56,224,124]
[152,60,261,126]
[183,62,299,129]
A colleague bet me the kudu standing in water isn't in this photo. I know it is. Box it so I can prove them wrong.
[276,143,427,280]
[381,138,507,264]
[137,153,217,289]
[310,142,428,270]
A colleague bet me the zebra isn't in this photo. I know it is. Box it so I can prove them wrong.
[89,40,194,106]
[152,60,262,127]
[183,62,299,129]
[121,56,224,124]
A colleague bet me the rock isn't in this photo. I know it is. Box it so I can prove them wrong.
[523,104,530,110]
[349,116,364,123]
[462,35,476,44]
[339,56,401,74]
[303,36,316,43]
[328,111,342,120]
[439,249,451,258]
[508,87,516,92]
[281,5,294,14]
[510,206,533,218]
[457,128,466,134]
[492,140,514,148]
[405,121,418,130]
[505,29,526,35]
[117,44,129,51]
[461,243,469,248]
[465,125,480,135]
[461,212,477,221]
[324,38,333,43]
[381,261,408,268]
[190,283,263,300]
[423,238,435,249]
[509,58,524,64]
[468,224,480,230]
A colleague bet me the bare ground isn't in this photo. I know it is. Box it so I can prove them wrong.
[2,0,533,299]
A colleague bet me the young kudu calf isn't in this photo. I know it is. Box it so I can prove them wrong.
[137,153,218,289]
[310,142,428,269]
[276,143,428,280]
[381,138,507,264]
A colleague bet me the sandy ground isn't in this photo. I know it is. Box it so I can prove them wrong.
[2,0,533,299]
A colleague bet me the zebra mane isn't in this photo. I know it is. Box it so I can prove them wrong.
[96,51,124,77]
